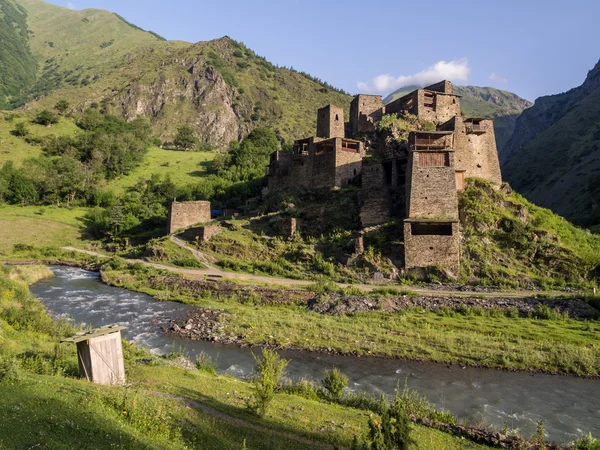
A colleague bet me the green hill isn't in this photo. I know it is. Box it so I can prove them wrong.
[502,60,600,231]
[383,85,532,150]
[0,0,37,108]
[2,0,352,147]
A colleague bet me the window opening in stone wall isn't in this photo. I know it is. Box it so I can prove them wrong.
[424,91,435,109]
[417,152,449,167]
[411,223,453,236]
[335,114,339,121]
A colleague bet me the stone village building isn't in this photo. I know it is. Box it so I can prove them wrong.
[267,80,502,272]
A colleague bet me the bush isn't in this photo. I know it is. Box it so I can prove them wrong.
[353,395,416,450]
[247,348,289,417]
[12,121,29,137]
[0,357,22,384]
[194,352,217,375]
[573,433,600,450]
[321,368,348,401]
[33,110,59,126]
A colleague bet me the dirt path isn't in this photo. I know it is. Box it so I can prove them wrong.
[153,391,336,449]
[61,240,565,299]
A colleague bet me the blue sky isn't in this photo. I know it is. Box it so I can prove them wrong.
[48,0,600,101]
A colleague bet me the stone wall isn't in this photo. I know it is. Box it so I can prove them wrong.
[405,149,459,220]
[403,221,460,270]
[168,201,211,234]
[441,117,502,186]
[424,80,454,94]
[198,225,222,241]
[350,94,383,136]
[334,143,363,187]
[360,163,392,227]
[317,104,345,139]
[386,89,460,125]
[278,217,297,239]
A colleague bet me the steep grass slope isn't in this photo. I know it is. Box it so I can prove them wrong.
[460,179,600,288]
[6,0,351,147]
[0,0,37,108]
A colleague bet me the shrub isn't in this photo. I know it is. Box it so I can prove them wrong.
[354,394,416,450]
[0,357,22,384]
[321,368,348,401]
[195,352,217,375]
[573,433,600,450]
[247,348,289,417]
[12,121,29,137]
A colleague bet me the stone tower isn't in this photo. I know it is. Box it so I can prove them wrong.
[316,104,345,139]
[403,131,460,271]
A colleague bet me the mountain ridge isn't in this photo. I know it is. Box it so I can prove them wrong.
[501,59,600,231]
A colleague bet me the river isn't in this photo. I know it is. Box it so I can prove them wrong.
[30,266,600,444]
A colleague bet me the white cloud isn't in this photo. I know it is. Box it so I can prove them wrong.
[489,72,508,84]
[66,1,75,9]
[357,59,471,95]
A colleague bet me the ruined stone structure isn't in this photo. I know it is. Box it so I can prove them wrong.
[267,80,503,271]
[439,116,502,186]
[168,201,211,234]
[268,106,364,191]
[386,80,461,125]
[197,225,223,242]
[278,217,297,240]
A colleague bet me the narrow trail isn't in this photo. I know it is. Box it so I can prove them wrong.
[61,238,563,299]
[153,391,336,449]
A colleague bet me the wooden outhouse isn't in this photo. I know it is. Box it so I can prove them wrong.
[62,325,126,385]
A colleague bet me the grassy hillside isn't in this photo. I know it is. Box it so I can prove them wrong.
[2,0,352,148]
[383,85,532,150]
[502,60,600,231]
[0,264,491,450]
[0,0,37,108]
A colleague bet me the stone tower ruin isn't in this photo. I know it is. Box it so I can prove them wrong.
[266,79,503,272]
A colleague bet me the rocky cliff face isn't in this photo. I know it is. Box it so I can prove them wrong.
[501,60,600,163]
[501,60,600,230]
[116,60,247,146]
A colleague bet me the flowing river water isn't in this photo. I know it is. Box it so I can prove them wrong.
[30,266,599,445]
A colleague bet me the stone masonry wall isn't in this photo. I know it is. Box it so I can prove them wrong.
[350,95,383,136]
[405,150,459,220]
[360,163,392,227]
[443,117,502,186]
[424,80,454,94]
[317,105,345,139]
[403,221,460,270]
[334,145,362,187]
[415,91,461,124]
[168,201,211,234]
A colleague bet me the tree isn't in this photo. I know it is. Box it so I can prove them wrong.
[173,125,198,150]
[54,99,70,115]
[33,110,59,126]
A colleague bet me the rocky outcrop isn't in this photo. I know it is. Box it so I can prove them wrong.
[116,60,247,147]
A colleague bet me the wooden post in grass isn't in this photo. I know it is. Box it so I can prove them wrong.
[62,325,126,385]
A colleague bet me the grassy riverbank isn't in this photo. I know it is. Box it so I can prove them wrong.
[0,263,491,449]
[101,265,600,376]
